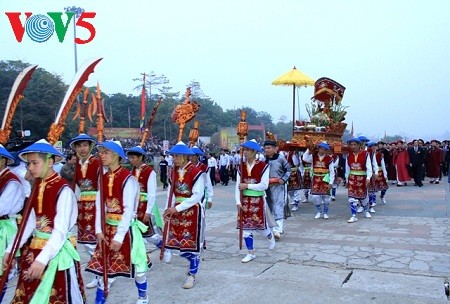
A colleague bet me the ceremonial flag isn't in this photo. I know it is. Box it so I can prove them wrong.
[140,85,146,131]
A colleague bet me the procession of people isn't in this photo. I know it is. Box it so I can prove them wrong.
[0,66,449,304]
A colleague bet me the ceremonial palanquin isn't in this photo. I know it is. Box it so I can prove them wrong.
[280,77,348,153]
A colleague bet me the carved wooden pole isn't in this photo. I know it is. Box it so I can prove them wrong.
[236,110,248,250]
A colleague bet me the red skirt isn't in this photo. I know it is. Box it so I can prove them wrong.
[347,174,368,199]
[77,193,97,244]
[165,203,202,253]
[12,243,86,303]
[287,169,301,191]
[86,223,134,278]
[237,196,266,230]
[311,175,330,195]
[374,171,389,191]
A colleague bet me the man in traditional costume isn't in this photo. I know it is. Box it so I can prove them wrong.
[69,133,102,289]
[300,155,312,203]
[0,145,25,302]
[426,140,443,184]
[86,141,149,304]
[373,142,389,204]
[284,149,302,211]
[190,146,213,209]
[330,152,345,201]
[366,142,378,213]
[345,138,373,223]
[3,139,86,303]
[387,142,398,184]
[393,140,411,186]
[302,142,335,219]
[190,146,214,250]
[263,140,291,240]
[235,139,275,263]
[162,142,204,289]
[126,146,170,262]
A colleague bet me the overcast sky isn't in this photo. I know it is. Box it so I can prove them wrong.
[2,0,450,141]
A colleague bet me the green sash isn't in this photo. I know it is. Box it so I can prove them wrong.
[105,218,149,273]
[30,231,80,304]
[243,189,265,197]
[0,219,17,276]
[350,170,366,176]
[312,172,330,183]
[139,192,163,228]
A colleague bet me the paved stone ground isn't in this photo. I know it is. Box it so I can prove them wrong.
[4,179,450,303]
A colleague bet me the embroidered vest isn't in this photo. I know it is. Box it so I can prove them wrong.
[348,150,368,173]
[31,173,68,233]
[172,163,202,199]
[0,169,20,194]
[132,164,153,193]
[102,167,132,216]
[75,155,100,191]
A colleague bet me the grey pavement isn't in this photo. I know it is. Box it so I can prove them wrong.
[4,179,450,303]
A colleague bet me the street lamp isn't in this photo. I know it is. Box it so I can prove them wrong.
[64,6,84,73]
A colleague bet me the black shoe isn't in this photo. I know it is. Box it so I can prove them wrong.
[435,181,439,184]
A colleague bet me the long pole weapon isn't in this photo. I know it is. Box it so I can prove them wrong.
[72,87,91,134]
[0,65,38,290]
[140,97,163,147]
[0,58,102,294]
[160,89,199,261]
[92,82,109,298]
[237,110,248,250]
[0,65,38,145]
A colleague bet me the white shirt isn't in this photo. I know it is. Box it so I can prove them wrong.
[233,154,240,166]
[7,186,77,266]
[0,168,25,216]
[166,155,174,167]
[204,167,214,203]
[235,160,269,205]
[167,162,205,212]
[9,163,31,198]
[134,164,157,214]
[207,157,217,168]
[219,154,229,167]
[95,173,140,244]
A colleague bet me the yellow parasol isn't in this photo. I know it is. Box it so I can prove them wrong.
[272,66,315,129]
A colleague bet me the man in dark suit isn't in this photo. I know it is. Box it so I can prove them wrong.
[408,139,426,187]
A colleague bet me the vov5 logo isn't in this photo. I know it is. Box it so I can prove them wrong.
[5,11,96,44]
